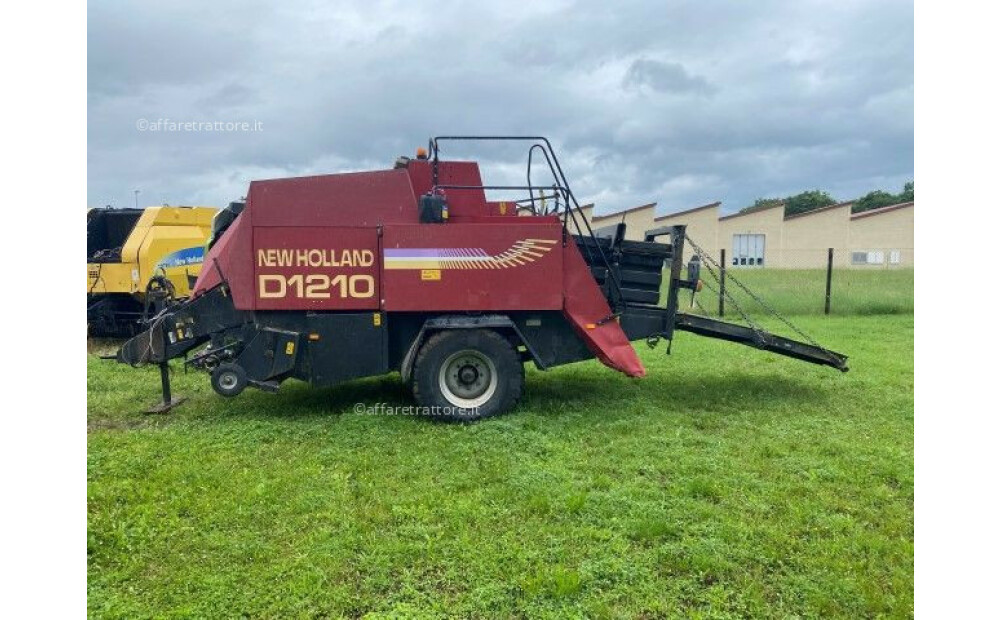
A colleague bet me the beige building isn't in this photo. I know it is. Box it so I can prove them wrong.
[718,203,787,267]
[848,202,914,267]
[589,203,657,239]
[651,202,721,262]
[576,199,913,268]
[782,201,853,267]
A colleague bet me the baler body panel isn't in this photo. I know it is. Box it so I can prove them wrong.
[381,222,563,312]
[252,227,380,311]
[248,169,419,228]
[404,160,487,218]
[193,161,489,306]
[193,209,256,310]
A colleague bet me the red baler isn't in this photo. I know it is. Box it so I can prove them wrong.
[118,137,846,419]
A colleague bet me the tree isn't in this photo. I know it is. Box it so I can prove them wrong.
[854,190,899,213]
[739,191,836,216]
[852,181,913,213]
[784,190,837,216]
[900,181,914,202]
[738,180,913,216]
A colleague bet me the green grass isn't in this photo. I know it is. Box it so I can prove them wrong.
[675,268,914,317]
[88,315,913,618]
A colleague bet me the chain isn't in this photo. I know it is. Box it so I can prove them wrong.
[691,253,770,342]
[685,234,827,350]
[691,294,712,317]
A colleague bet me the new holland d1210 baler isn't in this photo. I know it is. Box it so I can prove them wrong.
[118,136,847,419]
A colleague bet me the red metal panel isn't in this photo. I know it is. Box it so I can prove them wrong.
[192,209,256,310]
[252,227,380,311]
[561,240,646,378]
[249,169,418,227]
[382,222,563,311]
[484,201,520,217]
[405,160,488,218]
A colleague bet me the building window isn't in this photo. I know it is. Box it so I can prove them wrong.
[732,234,765,268]
[852,250,890,265]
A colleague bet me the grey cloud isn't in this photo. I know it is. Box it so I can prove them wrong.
[87,0,913,216]
[622,59,715,95]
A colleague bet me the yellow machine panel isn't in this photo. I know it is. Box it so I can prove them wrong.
[87,206,218,334]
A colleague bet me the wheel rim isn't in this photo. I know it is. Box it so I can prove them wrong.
[438,349,498,409]
[218,371,239,391]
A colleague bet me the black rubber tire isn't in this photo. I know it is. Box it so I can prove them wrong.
[411,329,524,422]
[211,363,247,397]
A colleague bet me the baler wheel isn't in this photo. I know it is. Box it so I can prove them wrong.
[412,329,524,421]
[211,363,248,398]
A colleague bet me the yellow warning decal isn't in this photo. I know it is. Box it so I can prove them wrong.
[421,269,441,281]
[285,341,295,355]
[373,313,382,326]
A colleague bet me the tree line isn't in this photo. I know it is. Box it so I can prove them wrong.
[740,181,914,217]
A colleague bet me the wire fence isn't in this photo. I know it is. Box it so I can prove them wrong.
[681,247,914,319]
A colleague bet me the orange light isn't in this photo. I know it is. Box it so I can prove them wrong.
[308,333,320,341]
[585,323,597,330]
[416,147,428,159]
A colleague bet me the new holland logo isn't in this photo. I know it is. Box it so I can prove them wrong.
[384,238,557,270]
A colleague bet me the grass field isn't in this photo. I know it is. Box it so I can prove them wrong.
[678,268,914,318]
[88,315,913,618]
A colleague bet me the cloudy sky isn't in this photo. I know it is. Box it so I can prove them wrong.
[88,0,913,217]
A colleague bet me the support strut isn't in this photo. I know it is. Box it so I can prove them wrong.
[146,361,186,414]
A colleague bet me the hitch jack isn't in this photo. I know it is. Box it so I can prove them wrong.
[146,361,185,414]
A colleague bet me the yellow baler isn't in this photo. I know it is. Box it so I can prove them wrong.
[87,205,217,335]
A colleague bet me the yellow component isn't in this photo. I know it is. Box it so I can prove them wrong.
[499,202,508,215]
[87,206,217,298]
[373,313,382,326]
[285,341,295,355]
[420,269,441,281]
[308,333,320,341]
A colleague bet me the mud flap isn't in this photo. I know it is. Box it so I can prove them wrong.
[562,238,645,377]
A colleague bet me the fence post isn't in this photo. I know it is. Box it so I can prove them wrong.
[824,247,834,315]
[719,248,726,317]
